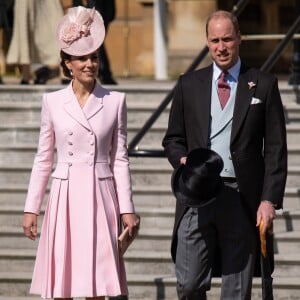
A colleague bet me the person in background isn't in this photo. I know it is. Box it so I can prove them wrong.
[86,0,118,85]
[22,6,140,300]
[0,0,14,84]
[6,0,63,84]
[162,10,287,300]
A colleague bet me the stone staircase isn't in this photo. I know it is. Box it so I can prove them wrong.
[0,79,299,300]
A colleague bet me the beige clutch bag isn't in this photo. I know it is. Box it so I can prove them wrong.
[118,227,136,255]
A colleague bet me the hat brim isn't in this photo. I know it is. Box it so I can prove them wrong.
[171,165,222,208]
[171,148,224,208]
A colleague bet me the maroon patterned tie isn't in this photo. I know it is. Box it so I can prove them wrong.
[218,71,230,109]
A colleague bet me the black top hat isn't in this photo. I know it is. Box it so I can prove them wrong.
[171,148,224,208]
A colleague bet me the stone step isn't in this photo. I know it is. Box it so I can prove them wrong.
[0,81,299,300]
[0,226,173,252]
[287,144,300,165]
[1,119,300,151]
[0,161,299,187]
[3,103,300,141]
[1,115,300,151]
[0,163,173,186]
[0,249,35,273]
[284,103,300,122]
[286,123,300,144]
[282,187,300,210]
[0,184,299,211]
[273,253,300,278]
[0,124,165,148]
[0,82,173,101]
[127,275,300,300]
[0,144,169,165]
[0,127,299,165]
[0,185,49,207]
[0,184,174,208]
[0,206,175,231]
[1,200,300,231]
[276,208,300,232]
[0,272,299,300]
[274,231,300,253]
[279,81,300,104]
[124,251,300,278]
[0,103,41,126]
[0,228,39,250]
[3,124,300,146]
[0,247,299,278]
[0,101,171,128]
[0,197,300,235]
[1,143,300,166]
[1,220,300,259]
[0,210,300,254]
[0,297,40,300]
[0,144,39,165]
[286,166,300,187]
[0,86,48,103]
[0,79,294,96]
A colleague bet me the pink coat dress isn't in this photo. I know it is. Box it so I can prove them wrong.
[24,82,135,299]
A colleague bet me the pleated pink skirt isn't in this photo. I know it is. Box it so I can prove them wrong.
[29,167,128,299]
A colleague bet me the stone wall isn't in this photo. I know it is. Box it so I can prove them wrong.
[0,0,297,79]
[106,0,296,78]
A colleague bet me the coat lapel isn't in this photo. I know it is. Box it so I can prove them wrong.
[63,83,108,130]
[83,83,105,120]
[196,67,213,145]
[64,86,91,130]
[231,65,257,144]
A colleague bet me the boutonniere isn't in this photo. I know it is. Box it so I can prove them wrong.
[248,81,256,89]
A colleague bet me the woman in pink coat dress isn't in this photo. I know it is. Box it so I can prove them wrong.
[22,6,140,300]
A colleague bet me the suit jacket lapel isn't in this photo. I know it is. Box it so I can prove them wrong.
[231,65,257,144]
[196,67,212,145]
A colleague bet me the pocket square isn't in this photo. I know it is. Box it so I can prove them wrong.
[251,97,262,105]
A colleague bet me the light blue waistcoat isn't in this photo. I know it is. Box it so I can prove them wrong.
[209,79,237,177]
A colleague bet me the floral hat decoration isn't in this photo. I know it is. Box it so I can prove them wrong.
[56,6,105,56]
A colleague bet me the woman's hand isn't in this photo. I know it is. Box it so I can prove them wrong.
[22,213,38,240]
[121,213,140,237]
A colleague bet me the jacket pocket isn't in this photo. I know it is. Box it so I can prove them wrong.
[51,163,69,179]
[95,162,113,179]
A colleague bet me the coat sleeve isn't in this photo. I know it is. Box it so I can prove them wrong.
[162,76,188,169]
[24,94,55,214]
[261,76,287,208]
[110,93,135,214]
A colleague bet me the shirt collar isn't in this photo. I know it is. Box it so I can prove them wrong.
[213,57,241,82]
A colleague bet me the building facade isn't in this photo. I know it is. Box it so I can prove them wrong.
[0,0,297,79]
[106,0,297,78]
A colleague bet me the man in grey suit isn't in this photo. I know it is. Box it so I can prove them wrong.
[162,10,287,300]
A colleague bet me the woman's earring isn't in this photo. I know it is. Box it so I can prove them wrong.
[69,69,73,77]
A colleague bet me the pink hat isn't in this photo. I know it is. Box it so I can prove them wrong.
[56,6,105,56]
